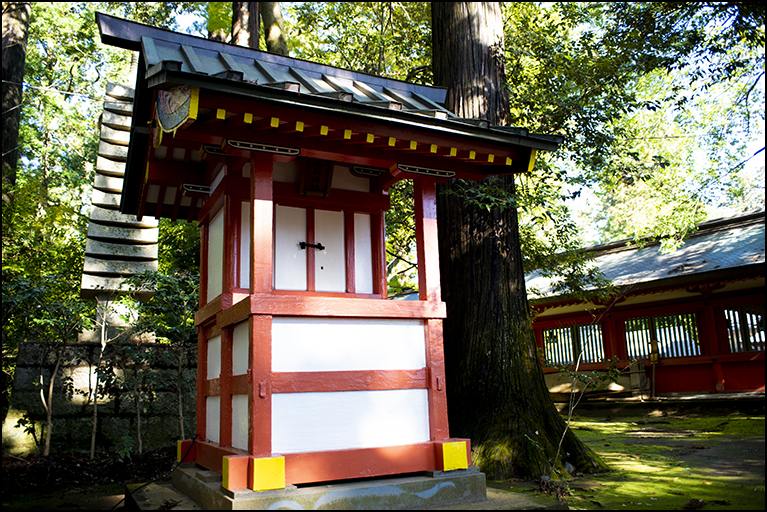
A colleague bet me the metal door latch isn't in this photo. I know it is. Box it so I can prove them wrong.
[299,241,325,250]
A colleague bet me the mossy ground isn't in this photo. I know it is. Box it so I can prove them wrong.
[492,412,765,510]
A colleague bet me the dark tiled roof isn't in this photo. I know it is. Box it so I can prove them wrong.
[526,211,766,299]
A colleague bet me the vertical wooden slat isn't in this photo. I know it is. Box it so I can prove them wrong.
[372,211,387,298]
[306,208,316,292]
[199,223,209,307]
[345,210,356,293]
[220,326,233,447]
[196,329,207,442]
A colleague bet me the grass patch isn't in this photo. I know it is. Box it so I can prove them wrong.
[553,414,766,510]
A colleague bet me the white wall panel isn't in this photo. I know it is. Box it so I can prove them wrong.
[206,396,220,444]
[207,208,224,301]
[232,322,249,376]
[314,209,345,292]
[272,389,430,453]
[274,205,307,290]
[207,335,221,380]
[331,165,369,192]
[231,394,249,451]
[272,318,425,372]
[354,213,373,294]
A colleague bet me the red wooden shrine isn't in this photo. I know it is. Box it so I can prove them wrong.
[98,13,563,492]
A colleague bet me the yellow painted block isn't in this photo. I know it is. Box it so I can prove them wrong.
[320,125,329,136]
[189,87,199,120]
[270,117,280,128]
[388,137,396,147]
[252,456,286,492]
[367,133,375,143]
[469,150,476,160]
[344,129,352,139]
[410,140,417,150]
[442,441,469,471]
[506,157,513,166]
[216,109,226,120]
[222,456,231,487]
[244,113,253,124]
[527,148,538,172]
[450,147,457,157]
[430,144,438,153]
[488,154,495,163]
[176,440,183,462]
[296,121,304,132]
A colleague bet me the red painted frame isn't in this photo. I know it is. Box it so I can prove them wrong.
[193,145,461,486]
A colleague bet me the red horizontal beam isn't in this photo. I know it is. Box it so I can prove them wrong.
[284,443,436,485]
[273,368,427,393]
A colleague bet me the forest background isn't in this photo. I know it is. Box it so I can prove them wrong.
[2,0,764,473]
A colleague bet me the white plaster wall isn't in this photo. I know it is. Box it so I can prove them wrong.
[240,201,250,290]
[207,208,224,301]
[314,209,346,292]
[210,167,226,193]
[331,165,369,192]
[231,394,249,451]
[354,213,373,294]
[232,322,249,376]
[274,205,307,290]
[273,160,300,183]
[272,389,430,453]
[272,317,426,372]
[207,335,221,380]
[206,395,220,444]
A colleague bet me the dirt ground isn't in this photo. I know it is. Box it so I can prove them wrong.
[1,396,764,510]
[1,447,177,510]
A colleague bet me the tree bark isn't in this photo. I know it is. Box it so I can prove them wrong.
[260,2,288,56]
[432,2,606,480]
[232,2,259,49]
[2,2,31,211]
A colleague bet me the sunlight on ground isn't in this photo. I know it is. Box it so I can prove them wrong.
[558,415,766,510]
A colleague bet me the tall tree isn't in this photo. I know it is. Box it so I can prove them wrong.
[260,1,288,55]
[2,2,31,212]
[232,2,258,48]
[432,2,605,479]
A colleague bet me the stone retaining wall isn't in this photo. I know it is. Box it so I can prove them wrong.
[2,340,197,457]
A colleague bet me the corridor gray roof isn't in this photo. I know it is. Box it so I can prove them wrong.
[526,211,766,300]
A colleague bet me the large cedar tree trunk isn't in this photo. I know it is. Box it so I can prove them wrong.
[432,2,605,480]
[2,2,31,211]
[260,2,288,56]
[232,2,259,49]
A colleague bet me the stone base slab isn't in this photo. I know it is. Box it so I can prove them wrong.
[170,463,486,510]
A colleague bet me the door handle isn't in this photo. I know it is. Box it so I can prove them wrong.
[299,241,325,250]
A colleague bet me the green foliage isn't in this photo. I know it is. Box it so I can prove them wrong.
[117,435,136,460]
[119,271,198,346]
[385,180,417,297]
[157,219,200,275]
[286,2,432,82]
[503,1,764,276]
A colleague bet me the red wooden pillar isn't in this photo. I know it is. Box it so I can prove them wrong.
[248,314,272,457]
[414,177,441,302]
[248,154,274,459]
[250,155,273,294]
[196,223,210,439]
[426,318,450,440]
